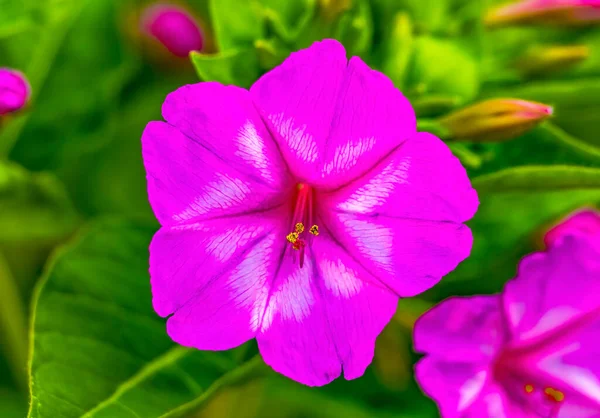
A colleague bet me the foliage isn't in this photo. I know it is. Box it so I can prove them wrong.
[0,0,599,417]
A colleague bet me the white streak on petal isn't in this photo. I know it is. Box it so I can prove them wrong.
[261,257,315,332]
[458,370,487,411]
[341,217,394,274]
[337,157,410,214]
[320,258,362,298]
[269,112,318,163]
[172,173,251,222]
[206,224,264,262]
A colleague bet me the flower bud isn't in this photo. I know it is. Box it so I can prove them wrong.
[140,3,204,58]
[0,68,30,116]
[439,98,553,141]
[516,45,589,77]
[486,0,600,27]
[545,208,600,248]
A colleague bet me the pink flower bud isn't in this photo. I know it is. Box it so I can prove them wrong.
[439,98,553,141]
[486,0,600,26]
[0,68,30,116]
[140,4,204,58]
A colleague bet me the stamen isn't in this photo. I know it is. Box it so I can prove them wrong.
[285,184,318,268]
[309,225,319,236]
[286,232,299,244]
[544,387,565,403]
[524,384,534,394]
[295,223,305,233]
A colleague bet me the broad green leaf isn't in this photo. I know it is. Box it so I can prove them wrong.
[0,387,27,418]
[191,49,259,88]
[6,0,139,169]
[0,0,37,39]
[28,219,268,418]
[259,0,316,42]
[473,165,600,193]
[209,0,264,50]
[0,161,79,243]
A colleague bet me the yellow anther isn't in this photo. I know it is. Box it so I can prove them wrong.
[286,232,299,244]
[309,225,319,236]
[525,384,534,394]
[544,387,565,403]
[295,223,305,233]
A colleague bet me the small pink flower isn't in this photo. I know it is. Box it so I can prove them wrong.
[486,0,600,26]
[545,208,600,249]
[142,40,478,386]
[0,68,30,115]
[414,229,600,416]
[140,3,204,58]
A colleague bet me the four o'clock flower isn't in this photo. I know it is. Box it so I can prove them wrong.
[0,68,30,116]
[414,211,600,417]
[142,39,478,386]
[486,0,600,26]
[140,3,204,58]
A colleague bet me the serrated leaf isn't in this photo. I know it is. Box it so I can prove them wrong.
[191,49,259,88]
[28,219,268,418]
[0,161,78,243]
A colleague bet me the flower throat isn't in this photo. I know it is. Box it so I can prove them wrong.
[285,184,319,268]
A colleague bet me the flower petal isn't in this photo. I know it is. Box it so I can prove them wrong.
[323,132,478,223]
[256,231,398,386]
[321,212,473,296]
[415,358,521,418]
[150,209,288,350]
[142,118,290,226]
[256,249,341,386]
[312,231,399,380]
[250,39,416,188]
[413,296,506,362]
[545,208,600,249]
[503,234,600,346]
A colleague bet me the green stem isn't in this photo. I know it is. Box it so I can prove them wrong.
[0,251,28,392]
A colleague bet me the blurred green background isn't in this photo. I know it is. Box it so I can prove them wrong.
[1,0,600,417]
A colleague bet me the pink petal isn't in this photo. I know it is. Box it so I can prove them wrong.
[416,358,523,418]
[256,231,398,386]
[322,132,478,223]
[413,296,506,362]
[320,212,473,296]
[250,39,416,189]
[502,235,600,346]
[545,208,600,249]
[142,116,290,226]
[256,248,341,386]
[150,209,288,350]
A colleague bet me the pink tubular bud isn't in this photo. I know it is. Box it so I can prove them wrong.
[141,3,204,58]
[486,0,600,27]
[439,98,553,142]
[0,68,30,116]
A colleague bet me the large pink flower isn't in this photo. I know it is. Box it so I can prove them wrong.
[414,210,600,417]
[142,39,478,386]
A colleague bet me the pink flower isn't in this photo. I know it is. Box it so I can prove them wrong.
[0,68,30,115]
[545,208,600,249]
[486,0,600,26]
[140,3,204,58]
[414,226,600,416]
[142,40,478,386]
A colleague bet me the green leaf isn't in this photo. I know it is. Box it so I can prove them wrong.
[381,13,414,90]
[335,0,373,58]
[0,0,37,39]
[0,161,79,243]
[473,165,600,193]
[0,387,27,418]
[209,0,264,50]
[28,219,268,418]
[191,49,260,88]
[5,0,140,170]
[259,0,316,43]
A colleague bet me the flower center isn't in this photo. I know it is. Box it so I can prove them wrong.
[285,184,319,268]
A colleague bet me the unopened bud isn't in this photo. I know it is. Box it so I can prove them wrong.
[140,3,204,58]
[516,45,589,77]
[439,98,553,141]
[545,208,600,248]
[0,68,30,116]
[486,0,600,27]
